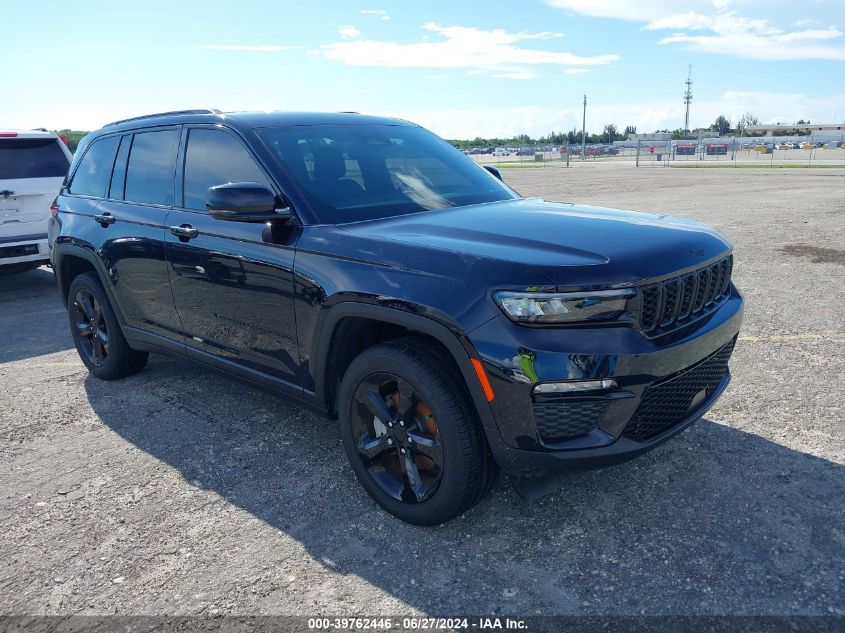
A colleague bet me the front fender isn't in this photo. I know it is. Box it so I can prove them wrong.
[311,301,498,432]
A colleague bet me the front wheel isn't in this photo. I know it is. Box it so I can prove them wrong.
[338,338,496,525]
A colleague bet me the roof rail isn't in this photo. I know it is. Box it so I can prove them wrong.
[104,109,222,127]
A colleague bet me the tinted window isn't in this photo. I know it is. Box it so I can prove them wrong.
[68,136,119,197]
[124,130,178,206]
[257,125,517,223]
[183,129,270,210]
[0,137,70,180]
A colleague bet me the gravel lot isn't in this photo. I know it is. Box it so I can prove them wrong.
[1,163,843,618]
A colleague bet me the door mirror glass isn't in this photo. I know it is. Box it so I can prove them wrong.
[207,182,292,223]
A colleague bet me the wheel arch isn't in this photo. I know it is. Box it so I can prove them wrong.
[313,302,496,430]
[53,243,127,326]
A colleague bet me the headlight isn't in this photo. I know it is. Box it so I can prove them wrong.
[493,289,634,324]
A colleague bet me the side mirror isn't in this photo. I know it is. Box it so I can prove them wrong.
[207,182,294,223]
[483,165,503,181]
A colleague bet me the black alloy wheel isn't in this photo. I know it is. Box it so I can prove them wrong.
[350,373,444,504]
[71,288,109,367]
[66,272,148,380]
[338,337,498,525]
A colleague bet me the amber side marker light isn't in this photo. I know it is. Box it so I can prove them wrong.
[471,358,495,402]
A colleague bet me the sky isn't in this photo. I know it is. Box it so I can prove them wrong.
[1,0,844,138]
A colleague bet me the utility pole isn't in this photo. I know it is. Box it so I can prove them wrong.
[581,94,587,160]
[683,65,693,137]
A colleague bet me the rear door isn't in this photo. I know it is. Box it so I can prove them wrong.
[165,126,301,384]
[0,135,70,243]
[90,128,185,344]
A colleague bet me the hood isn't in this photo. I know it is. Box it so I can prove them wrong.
[339,198,731,288]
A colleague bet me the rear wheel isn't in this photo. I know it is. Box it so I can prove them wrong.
[68,272,148,379]
[338,338,495,525]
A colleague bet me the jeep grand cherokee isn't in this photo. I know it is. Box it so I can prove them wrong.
[49,109,743,524]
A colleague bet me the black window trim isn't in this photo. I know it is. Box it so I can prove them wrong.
[175,124,287,217]
[106,134,131,201]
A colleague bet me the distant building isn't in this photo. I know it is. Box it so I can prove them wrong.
[745,123,845,141]
[628,132,671,142]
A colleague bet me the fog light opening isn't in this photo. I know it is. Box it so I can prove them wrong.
[533,379,617,394]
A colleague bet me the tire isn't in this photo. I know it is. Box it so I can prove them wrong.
[67,272,148,380]
[338,337,496,525]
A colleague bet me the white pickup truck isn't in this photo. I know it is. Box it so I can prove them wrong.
[0,129,73,273]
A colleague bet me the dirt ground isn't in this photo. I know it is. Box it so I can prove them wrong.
[1,162,843,618]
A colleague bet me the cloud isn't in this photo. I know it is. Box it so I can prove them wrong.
[547,0,845,61]
[644,12,718,31]
[656,22,845,60]
[200,44,302,52]
[360,9,387,15]
[545,0,686,22]
[338,26,361,39]
[491,72,535,80]
[321,23,619,74]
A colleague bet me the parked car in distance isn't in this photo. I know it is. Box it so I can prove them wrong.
[1,129,72,273]
[50,109,743,525]
[492,147,511,156]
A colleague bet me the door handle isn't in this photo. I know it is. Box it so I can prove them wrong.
[170,224,199,240]
[94,213,115,226]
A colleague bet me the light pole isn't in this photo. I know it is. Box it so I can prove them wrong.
[581,94,587,160]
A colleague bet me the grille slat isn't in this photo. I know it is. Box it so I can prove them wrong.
[641,286,661,332]
[720,257,733,296]
[706,262,722,305]
[623,339,735,441]
[677,273,696,320]
[660,279,681,326]
[534,400,611,444]
[640,255,733,336]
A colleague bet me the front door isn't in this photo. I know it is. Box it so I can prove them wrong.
[165,126,301,385]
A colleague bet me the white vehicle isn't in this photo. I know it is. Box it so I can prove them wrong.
[492,147,511,156]
[0,129,72,273]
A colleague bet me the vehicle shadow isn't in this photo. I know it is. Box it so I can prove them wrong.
[85,355,844,615]
[0,266,73,363]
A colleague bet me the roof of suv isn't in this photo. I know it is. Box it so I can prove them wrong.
[99,110,417,135]
[0,129,61,139]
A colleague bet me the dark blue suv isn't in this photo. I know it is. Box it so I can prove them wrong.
[49,109,743,524]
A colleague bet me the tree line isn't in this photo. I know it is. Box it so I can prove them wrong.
[53,129,88,152]
[448,124,636,149]
[448,113,816,148]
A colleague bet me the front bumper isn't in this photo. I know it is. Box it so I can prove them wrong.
[468,287,744,476]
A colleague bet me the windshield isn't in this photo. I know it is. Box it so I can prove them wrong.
[257,124,518,224]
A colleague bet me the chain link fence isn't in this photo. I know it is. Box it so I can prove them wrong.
[467,136,845,168]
